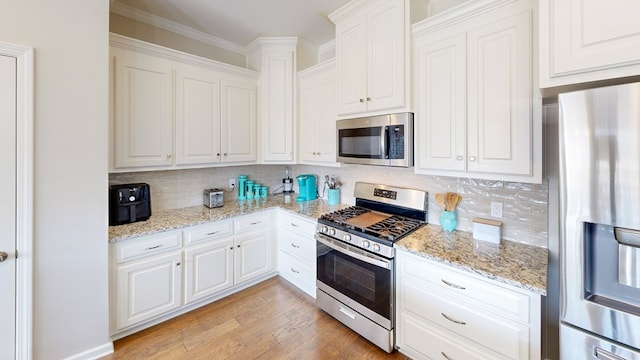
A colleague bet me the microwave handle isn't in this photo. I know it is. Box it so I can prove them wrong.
[382,126,389,159]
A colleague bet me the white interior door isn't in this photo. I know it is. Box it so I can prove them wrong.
[0,54,17,359]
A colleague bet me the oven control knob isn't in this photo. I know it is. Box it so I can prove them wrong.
[362,240,370,248]
[321,226,328,233]
[329,229,336,236]
[343,234,351,242]
[372,244,381,252]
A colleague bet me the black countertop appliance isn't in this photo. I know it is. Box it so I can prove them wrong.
[109,183,151,225]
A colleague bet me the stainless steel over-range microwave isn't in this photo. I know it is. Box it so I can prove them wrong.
[336,112,413,167]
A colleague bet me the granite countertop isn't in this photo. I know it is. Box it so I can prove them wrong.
[108,194,347,242]
[109,196,548,295]
[395,225,548,295]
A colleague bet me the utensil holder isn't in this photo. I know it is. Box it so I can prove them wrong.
[327,188,340,206]
[439,210,457,232]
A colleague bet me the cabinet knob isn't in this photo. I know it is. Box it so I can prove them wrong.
[359,98,364,103]
[166,154,172,158]
[224,153,228,156]
[456,156,463,161]
[217,153,221,157]
[366,97,371,101]
[469,156,476,161]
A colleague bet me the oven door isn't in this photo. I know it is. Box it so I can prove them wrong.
[315,233,393,329]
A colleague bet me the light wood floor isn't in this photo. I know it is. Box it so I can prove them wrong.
[101,276,411,360]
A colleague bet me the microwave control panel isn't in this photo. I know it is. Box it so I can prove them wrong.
[387,125,405,159]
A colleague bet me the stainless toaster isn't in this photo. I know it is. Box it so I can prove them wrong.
[203,188,224,208]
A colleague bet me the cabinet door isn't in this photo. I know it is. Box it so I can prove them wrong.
[299,63,337,164]
[335,15,368,116]
[221,77,257,163]
[467,9,532,176]
[175,65,221,165]
[415,34,466,172]
[366,0,406,113]
[234,230,271,284]
[261,51,294,162]
[183,238,233,304]
[115,251,182,330]
[543,0,640,86]
[113,48,173,168]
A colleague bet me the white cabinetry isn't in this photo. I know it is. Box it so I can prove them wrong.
[110,212,274,338]
[277,211,317,297]
[298,60,339,166]
[413,0,541,183]
[110,34,258,172]
[112,47,174,168]
[540,0,640,87]
[396,249,541,360]
[112,231,183,330]
[248,39,297,163]
[330,0,409,117]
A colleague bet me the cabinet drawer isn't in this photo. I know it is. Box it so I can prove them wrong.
[402,253,530,323]
[184,220,233,246]
[235,212,271,233]
[278,229,315,262]
[399,312,507,360]
[115,231,182,263]
[402,279,529,360]
[278,212,316,236]
[278,250,316,298]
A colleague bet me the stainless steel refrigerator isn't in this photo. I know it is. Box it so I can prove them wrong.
[559,82,640,359]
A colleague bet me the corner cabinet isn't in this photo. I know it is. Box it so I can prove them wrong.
[298,60,340,166]
[330,0,409,117]
[396,248,541,360]
[413,0,541,183]
[110,34,258,172]
[539,0,640,87]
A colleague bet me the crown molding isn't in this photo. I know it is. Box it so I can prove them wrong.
[110,1,248,56]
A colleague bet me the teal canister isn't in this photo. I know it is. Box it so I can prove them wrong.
[246,180,254,199]
[260,186,268,198]
[253,183,261,198]
[238,175,247,200]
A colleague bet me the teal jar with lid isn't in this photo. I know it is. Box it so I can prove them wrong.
[253,183,261,198]
[246,180,254,199]
[238,175,247,200]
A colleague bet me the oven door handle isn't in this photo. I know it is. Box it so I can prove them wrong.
[315,234,392,270]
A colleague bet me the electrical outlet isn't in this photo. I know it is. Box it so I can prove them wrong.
[491,202,503,218]
[229,178,236,189]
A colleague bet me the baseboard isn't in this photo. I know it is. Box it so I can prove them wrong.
[62,342,114,360]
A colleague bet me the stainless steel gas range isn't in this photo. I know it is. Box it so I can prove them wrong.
[315,182,428,353]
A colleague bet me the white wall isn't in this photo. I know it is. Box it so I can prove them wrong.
[0,1,111,359]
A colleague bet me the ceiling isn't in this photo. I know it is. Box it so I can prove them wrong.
[111,0,353,48]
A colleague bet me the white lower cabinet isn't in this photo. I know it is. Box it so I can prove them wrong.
[111,212,274,337]
[276,211,317,298]
[396,248,541,360]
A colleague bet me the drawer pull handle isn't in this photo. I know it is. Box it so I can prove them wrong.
[291,243,300,248]
[441,313,466,325]
[339,306,356,320]
[146,244,162,250]
[441,279,466,290]
[291,267,300,274]
[206,231,219,236]
[596,347,626,360]
[250,221,261,225]
[291,222,300,227]
[441,352,453,360]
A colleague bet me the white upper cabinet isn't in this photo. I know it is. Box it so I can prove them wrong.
[298,60,339,166]
[112,47,174,168]
[540,0,640,87]
[413,0,541,183]
[109,34,259,172]
[330,0,409,117]
[248,39,297,164]
[175,65,221,165]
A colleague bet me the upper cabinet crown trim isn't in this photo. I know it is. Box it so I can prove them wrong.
[329,0,376,23]
[109,33,259,79]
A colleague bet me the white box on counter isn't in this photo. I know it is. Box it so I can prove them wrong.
[472,217,502,244]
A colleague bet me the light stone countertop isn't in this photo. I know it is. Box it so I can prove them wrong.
[395,225,548,295]
[109,196,548,295]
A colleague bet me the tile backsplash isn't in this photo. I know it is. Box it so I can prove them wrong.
[109,164,548,248]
